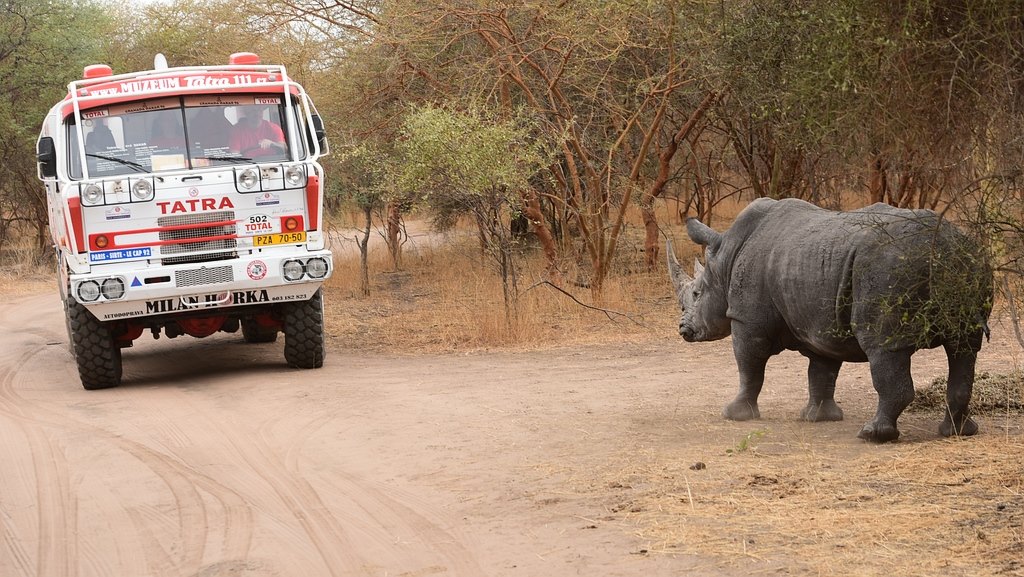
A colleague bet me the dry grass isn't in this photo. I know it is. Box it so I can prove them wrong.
[322,225,684,353]
[0,246,55,296]
[572,433,1024,576]
[915,372,1024,414]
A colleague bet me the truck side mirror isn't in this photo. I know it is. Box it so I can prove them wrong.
[310,114,328,154]
[37,137,57,178]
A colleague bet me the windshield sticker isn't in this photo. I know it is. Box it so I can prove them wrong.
[255,97,282,105]
[82,109,109,120]
[90,247,152,262]
[185,95,244,107]
[106,97,179,116]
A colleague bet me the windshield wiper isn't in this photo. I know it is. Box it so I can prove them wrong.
[85,153,148,173]
[196,155,254,164]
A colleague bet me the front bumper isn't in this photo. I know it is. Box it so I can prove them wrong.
[71,249,332,322]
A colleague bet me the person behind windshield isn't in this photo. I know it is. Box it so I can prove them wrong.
[86,118,115,151]
[190,107,233,153]
[151,114,185,149]
[229,105,284,156]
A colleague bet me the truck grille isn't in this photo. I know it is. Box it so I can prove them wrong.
[175,265,235,288]
[158,210,237,265]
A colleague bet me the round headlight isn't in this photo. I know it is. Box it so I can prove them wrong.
[82,184,104,205]
[238,168,258,190]
[132,179,153,201]
[101,277,125,300]
[305,257,328,279]
[77,280,101,302]
[282,259,305,281]
[284,166,305,187]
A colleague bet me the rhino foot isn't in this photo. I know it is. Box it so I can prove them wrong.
[857,420,900,443]
[939,416,979,438]
[800,400,844,422]
[723,399,760,421]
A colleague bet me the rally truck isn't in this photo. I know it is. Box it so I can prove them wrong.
[36,53,332,390]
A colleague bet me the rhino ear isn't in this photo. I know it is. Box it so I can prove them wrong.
[693,258,704,277]
[686,217,722,249]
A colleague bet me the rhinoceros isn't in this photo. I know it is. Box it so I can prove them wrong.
[668,198,992,442]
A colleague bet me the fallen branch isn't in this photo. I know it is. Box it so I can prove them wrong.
[521,280,647,327]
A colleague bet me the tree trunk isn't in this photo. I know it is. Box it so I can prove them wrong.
[521,187,560,282]
[641,90,718,270]
[869,155,887,204]
[385,201,402,270]
[641,205,660,271]
[358,204,372,296]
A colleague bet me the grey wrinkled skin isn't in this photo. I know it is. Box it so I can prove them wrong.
[667,198,993,443]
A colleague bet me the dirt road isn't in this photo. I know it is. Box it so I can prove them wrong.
[2,290,1021,576]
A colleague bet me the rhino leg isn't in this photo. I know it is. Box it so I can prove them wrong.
[800,353,844,422]
[724,339,768,421]
[938,344,979,438]
[858,350,915,443]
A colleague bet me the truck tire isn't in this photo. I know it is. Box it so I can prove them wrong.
[282,288,325,369]
[66,296,122,390]
[241,318,279,343]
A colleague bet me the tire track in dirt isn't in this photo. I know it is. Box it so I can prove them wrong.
[0,345,75,577]
[2,293,484,576]
[0,296,254,576]
[196,405,483,576]
[274,414,486,576]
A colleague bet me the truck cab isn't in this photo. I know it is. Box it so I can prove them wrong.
[37,53,332,389]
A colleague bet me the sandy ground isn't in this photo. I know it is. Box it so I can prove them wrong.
[2,287,1022,577]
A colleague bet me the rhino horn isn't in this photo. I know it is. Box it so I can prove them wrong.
[686,217,722,249]
[666,238,692,296]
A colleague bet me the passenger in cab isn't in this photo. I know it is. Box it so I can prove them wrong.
[189,106,233,153]
[229,105,284,156]
[86,118,116,151]
[150,115,185,149]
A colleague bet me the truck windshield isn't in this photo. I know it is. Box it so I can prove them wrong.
[68,94,306,179]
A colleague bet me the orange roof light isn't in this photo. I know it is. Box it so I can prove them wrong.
[83,64,113,79]
[229,52,261,65]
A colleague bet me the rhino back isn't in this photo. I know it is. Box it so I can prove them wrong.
[720,199,989,359]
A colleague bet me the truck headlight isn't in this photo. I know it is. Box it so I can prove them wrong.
[284,166,306,187]
[238,168,258,190]
[132,179,154,201]
[282,259,305,281]
[77,280,101,302]
[82,183,104,206]
[305,257,328,279]
[101,277,125,300]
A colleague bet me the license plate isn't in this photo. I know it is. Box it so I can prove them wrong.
[253,232,306,246]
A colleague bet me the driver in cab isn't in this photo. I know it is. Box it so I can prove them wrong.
[230,105,284,156]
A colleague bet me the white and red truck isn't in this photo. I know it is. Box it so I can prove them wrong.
[36,53,332,389]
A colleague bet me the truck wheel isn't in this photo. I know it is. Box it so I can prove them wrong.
[282,288,325,369]
[241,318,279,343]
[67,296,122,390]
